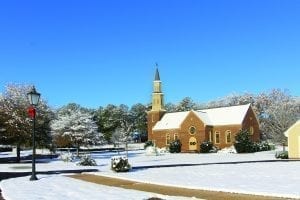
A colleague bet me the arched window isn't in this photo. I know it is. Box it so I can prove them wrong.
[166,133,171,145]
[174,133,179,141]
[226,130,232,144]
[249,126,254,135]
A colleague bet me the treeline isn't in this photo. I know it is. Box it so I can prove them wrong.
[167,90,299,142]
[1,84,299,161]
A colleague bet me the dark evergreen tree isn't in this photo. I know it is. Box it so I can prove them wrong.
[234,129,255,153]
[200,141,213,153]
[169,139,182,153]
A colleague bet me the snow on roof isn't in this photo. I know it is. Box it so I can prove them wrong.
[153,111,190,130]
[194,111,212,125]
[153,104,251,130]
[199,104,251,126]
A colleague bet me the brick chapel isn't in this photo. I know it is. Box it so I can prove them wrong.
[147,68,260,152]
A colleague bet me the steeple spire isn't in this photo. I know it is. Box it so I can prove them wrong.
[147,66,166,141]
[151,65,164,111]
[154,63,160,81]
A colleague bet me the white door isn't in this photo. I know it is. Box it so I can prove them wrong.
[189,137,197,151]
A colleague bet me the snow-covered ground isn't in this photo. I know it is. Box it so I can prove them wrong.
[1,147,300,199]
[1,175,194,200]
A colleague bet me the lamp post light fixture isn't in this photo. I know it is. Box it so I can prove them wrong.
[27,86,41,181]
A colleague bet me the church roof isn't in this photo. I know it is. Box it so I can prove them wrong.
[153,104,251,131]
[199,104,251,126]
[153,111,190,130]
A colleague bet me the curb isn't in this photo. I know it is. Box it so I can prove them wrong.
[132,159,300,170]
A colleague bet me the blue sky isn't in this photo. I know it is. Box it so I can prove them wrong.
[0,0,299,109]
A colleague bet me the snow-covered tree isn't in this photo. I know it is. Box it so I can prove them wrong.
[175,97,198,111]
[0,84,53,162]
[51,103,101,157]
[119,116,134,157]
[203,89,299,143]
[108,106,134,157]
[257,89,300,143]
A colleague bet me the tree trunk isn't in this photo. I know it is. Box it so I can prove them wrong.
[16,144,21,163]
[125,140,128,158]
[76,144,80,158]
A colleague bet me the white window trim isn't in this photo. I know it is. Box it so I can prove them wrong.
[249,126,254,135]
[215,131,220,144]
[174,133,178,141]
[166,133,171,145]
[209,131,213,142]
[225,130,232,144]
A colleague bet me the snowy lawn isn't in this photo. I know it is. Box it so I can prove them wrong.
[1,174,194,200]
[1,148,300,199]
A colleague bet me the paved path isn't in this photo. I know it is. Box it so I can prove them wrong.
[0,169,99,181]
[69,174,293,200]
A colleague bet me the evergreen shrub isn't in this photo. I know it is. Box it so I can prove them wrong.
[200,141,213,153]
[144,140,154,149]
[111,156,131,172]
[234,130,272,153]
[0,145,12,152]
[169,139,182,153]
[275,151,289,159]
[77,154,97,166]
[234,129,255,153]
[257,141,271,151]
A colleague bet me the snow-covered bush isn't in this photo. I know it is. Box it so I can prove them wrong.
[218,146,237,154]
[145,146,160,156]
[169,139,181,153]
[200,141,213,153]
[77,154,97,166]
[0,145,12,152]
[253,141,271,152]
[158,147,168,154]
[146,146,168,156]
[275,151,289,159]
[111,156,131,172]
[59,152,75,162]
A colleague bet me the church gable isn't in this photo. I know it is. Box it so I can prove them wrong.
[242,106,259,127]
[180,111,206,132]
[241,106,260,142]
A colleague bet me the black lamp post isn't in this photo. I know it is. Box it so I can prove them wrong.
[27,86,40,181]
